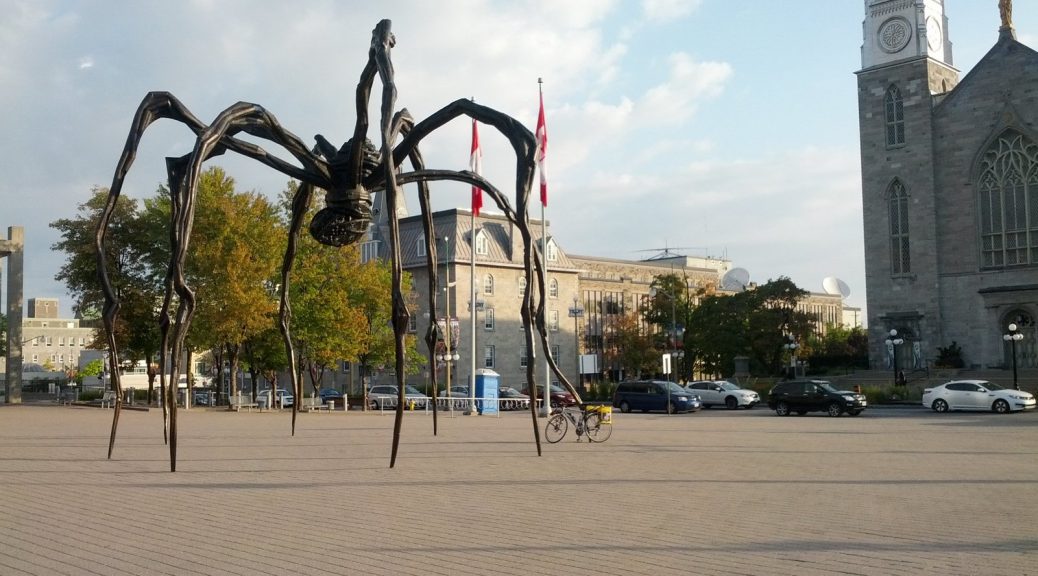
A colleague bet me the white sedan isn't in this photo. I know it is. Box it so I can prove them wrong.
[922,380,1036,413]
[684,380,760,409]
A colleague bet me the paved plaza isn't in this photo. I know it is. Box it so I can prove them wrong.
[0,404,1036,575]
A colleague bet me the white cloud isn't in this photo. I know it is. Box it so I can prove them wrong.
[642,0,702,22]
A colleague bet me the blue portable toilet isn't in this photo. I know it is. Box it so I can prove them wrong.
[474,369,500,415]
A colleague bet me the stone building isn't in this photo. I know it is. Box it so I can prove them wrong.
[857,0,1038,371]
[371,207,845,391]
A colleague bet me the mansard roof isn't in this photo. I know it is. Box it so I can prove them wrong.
[395,209,578,271]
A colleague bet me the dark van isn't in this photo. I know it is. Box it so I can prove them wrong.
[612,380,701,414]
[767,379,867,417]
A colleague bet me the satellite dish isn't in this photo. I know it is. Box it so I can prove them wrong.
[822,276,851,298]
[721,267,750,291]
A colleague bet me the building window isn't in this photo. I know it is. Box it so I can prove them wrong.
[484,345,495,368]
[484,308,495,331]
[885,85,905,147]
[408,314,417,333]
[475,231,489,255]
[79,337,85,346]
[978,130,1038,269]
[552,344,560,360]
[889,179,910,274]
[58,337,64,346]
[31,354,38,363]
[549,310,559,331]
[520,347,528,368]
[518,277,527,297]
[361,241,380,263]
[549,278,559,299]
[483,274,494,295]
[416,237,426,257]
[546,240,558,262]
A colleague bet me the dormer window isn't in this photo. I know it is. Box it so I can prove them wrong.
[546,239,558,262]
[416,237,426,257]
[475,230,489,256]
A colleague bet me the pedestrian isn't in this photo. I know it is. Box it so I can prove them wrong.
[896,370,906,387]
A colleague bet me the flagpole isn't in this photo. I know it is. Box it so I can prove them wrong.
[469,189,478,415]
[538,78,551,418]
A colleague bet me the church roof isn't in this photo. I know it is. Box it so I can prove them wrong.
[936,30,1038,112]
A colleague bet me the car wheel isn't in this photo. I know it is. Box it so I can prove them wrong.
[725,396,738,410]
[932,399,949,413]
[619,401,631,414]
[775,402,790,416]
[992,399,1010,413]
[827,402,842,417]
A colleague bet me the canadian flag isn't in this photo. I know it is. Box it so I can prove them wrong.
[535,91,548,206]
[470,118,483,216]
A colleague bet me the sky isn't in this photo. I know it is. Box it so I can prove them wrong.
[2,0,1036,320]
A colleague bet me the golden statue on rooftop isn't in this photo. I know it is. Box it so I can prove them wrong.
[1000,0,1013,29]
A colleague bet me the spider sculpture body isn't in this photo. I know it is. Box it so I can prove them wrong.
[95,19,580,471]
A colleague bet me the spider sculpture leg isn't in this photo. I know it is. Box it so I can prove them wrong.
[100,95,331,470]
[386,97,595,453]
[97,93,210,460]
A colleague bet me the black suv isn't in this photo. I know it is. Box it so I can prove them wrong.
[767,379,866,417]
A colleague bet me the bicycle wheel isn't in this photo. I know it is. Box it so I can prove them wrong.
[545,413,568,443]
[584,411,612,443]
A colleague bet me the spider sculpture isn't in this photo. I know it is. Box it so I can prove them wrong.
[95,19,581,471]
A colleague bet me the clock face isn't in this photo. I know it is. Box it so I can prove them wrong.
[879,17,912,53]
[926,17,942,51]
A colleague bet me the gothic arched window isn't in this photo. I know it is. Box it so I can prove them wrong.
[977,130,1038,269]
[888,179,910,275]
[885,86,905,147]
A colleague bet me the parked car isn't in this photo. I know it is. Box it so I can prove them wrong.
[612,380,701,414]
[368,385,430,410]
[498,387,530,410]
[922,380,1036,413]
[437,385,471,409]
[521,384,577,408]
[767,380,866,417]
[257,388,294,408]
[193,390,213,407]
[685,380,760,409]
[318,388,344,404]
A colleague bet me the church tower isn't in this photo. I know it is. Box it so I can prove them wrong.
[856,0,960,371]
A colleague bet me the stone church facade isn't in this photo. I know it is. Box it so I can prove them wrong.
[858,0,1038,371]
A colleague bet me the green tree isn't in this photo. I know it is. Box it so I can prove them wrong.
[51,187,164,399]
[684,277,813,377]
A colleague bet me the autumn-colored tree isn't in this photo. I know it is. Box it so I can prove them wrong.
[171,167,286,403]
[603,312,658,380]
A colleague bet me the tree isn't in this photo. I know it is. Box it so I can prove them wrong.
[51,187,164,400]
[175,167,286,403]
[684,277,813,377]
[603,312,658,380]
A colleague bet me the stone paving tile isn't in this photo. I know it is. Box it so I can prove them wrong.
[0,405,1036,575]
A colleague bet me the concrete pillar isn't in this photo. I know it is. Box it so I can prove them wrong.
[2,226,24,404]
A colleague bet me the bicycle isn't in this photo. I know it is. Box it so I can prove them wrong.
[545,404,613,443]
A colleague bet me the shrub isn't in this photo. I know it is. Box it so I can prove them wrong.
[935,341,965,368]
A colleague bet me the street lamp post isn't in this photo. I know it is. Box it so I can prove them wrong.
[466,296,484,415]
[783,336,798,379]
[568,296,584,393]
[884,329,904,386]
[1003,323,1024,390]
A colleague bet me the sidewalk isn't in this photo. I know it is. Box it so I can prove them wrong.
[0,405,1035,575]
